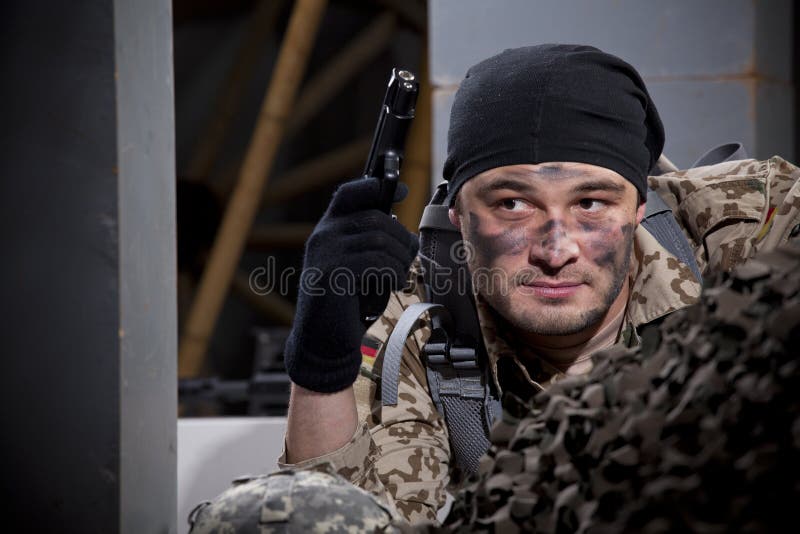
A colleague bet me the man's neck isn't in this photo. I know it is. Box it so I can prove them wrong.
[517,280,630,373]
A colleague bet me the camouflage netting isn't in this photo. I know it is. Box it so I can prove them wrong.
[434,241,800,533]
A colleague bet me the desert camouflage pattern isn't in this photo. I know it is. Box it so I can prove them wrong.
[648,156,800,272]
[430,239,800,533]
[280,157,800,525]
[188,469,401,533]
[280,271,449,524]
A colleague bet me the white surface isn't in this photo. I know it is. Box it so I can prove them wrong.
[177,417,287,532]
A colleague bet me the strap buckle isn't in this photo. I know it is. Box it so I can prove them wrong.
[423,328,483,400]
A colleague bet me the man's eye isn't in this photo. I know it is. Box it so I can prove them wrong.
[500,199,526,211]
[578,198,605,212]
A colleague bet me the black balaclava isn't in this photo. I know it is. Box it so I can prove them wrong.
[443,44,665,204]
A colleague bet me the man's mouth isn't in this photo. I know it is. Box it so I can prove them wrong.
[520,280,584,298]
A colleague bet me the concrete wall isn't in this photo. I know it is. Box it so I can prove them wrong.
[429,0,794,189]
[1,1,176,531]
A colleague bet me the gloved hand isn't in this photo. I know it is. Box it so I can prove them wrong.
[284,176,419,393]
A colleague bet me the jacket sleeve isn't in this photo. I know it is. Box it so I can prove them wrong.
[279,276,452,525]
[648,156,800,273]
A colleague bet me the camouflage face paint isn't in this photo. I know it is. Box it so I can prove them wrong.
[467,211,528,259]
[536,219,569,258]
[536,165,563,174]
[585,222,634,269]
[578,219,602,233]
[584,222,635,312]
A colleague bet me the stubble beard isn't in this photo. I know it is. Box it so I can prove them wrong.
[477,239,634,337]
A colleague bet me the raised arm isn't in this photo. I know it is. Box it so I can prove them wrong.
[282,175,419,461]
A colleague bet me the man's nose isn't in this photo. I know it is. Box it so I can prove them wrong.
[529,221,580,270]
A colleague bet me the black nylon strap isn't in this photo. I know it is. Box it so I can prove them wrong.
[425,335,499,475]
[418,204,454,231]
[691,142,747,168]
[439,395,489,475]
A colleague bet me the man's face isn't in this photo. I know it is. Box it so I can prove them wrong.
[449,162,645,340]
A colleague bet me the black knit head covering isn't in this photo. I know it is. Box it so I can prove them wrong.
[443,44,664,203]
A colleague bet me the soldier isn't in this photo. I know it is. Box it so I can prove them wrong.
[277,44,800,525]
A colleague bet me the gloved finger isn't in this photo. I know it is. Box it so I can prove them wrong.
[306,251,407,296]
[344,250,411,282]
[320,209,419,250]
[329,216,419,256]
[327,176,383,216]
[393,182,409,203]
[376,217,419,256]
[323,209,394,236]
[335,233,418,269]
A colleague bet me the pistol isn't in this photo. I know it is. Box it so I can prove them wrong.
[361,68,419,322]
[364,68,420,213]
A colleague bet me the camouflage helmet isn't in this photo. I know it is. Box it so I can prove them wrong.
[188,469,399,533]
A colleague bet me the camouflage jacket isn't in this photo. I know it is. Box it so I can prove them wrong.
[279,157,800,524]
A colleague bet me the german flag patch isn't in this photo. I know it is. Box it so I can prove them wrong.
[756,207,776,243]
[360,335,382,369]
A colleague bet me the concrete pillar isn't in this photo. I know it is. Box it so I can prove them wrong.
[429,0,794,188]
[0,1,177,532]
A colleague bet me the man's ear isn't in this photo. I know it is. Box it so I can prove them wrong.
[635,199,647,225]
[448,207,461,230]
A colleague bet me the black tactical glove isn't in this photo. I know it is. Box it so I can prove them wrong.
[284,176,419,393]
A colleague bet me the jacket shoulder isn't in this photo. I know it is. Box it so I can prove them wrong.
[648,156,800,272]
